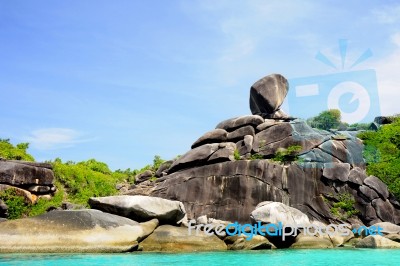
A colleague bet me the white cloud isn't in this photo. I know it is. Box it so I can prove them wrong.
[25,128,93,150]
[372,5,400,24]
[367,33,400,116]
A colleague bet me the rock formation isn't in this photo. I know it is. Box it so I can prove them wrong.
[0,159,56,218]
[127,73,400,227]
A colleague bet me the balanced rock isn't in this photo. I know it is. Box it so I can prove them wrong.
[249,74,289,117]
[0,209,158,253]
[89,195,187,224]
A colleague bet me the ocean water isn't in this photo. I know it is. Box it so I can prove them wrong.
[1,249,400,266]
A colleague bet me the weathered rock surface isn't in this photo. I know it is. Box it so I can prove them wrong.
[139,225,227,252]
[89,195,186,224]
[290,233,333,249]
[0,160,54,185]
[0,210,158,253]
[191,129,227,149]
[250,201,310,226]
[355,235,400,248]
[226,235,275,250]
[249,74,289,116]
[372,222,400,234]
[125,74,400,228]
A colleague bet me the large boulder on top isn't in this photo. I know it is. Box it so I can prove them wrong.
[0,209,158,253]
[89,195,187,225]
[249,74,289,116]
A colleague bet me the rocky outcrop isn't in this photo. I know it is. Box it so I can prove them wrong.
[139,224,227,252]
[0,209,158,253]
[0,159,56,218]
[89,195,187,225]
[290,233,334,249]
[126,73,400,227]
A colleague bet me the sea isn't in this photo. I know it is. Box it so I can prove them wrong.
[1,249,400,266]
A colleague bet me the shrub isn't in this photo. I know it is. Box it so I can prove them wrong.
[330,193,359,220]
[233,149,241,160]
[358,119,400,199]
[307,109,341,130]
[272,145,302,163]
[0,139,34,161]
[0,188,29,219]
[250,153,264,160]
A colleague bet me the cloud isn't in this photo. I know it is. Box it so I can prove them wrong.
[372,4,400,24]
[25,128,93,150]
[367,33,400,116]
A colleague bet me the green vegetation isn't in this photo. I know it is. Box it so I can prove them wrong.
[348,123,371,130]
[272,145,302,163]
[330,193,359,220]
[0,188,29,219]
[358,117,400,199]
[307,109,342,130]
[0,139,34,161]
[250,153,264,160]
[233,149,241,160]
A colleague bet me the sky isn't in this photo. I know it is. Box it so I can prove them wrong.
[1,0,400,170]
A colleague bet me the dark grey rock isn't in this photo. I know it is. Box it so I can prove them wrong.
[364,176,389,200]
[0,160,54,186]
[208,143,236,163]
[256,119,280,131]
[155,160,174,177]
[0,200,7,218]
[27,185,52,194]
[249,74,289,115]
[322,163,350,182]
[299,149,341,164]
[168,143,219,173]
[359,185,379,201]
[227,126,255,141]
[135,170,153,184]
[372,199,398,224]
[216,115,264,132]
[262,109,290,119]
[253,123,293,153]
[318,140,351,163]
[236,135,254,156]
[191,129,227,149]
[348,167,366,185]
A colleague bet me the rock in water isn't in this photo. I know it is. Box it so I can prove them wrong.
[0,209,158,253]
[250,74,289,116]
[139,224,227,252]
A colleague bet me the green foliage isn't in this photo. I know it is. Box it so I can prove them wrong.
[250,153,264,160]
[52,159,125,205]
[358,119,400,199]
[349,123,371,130]
[330,193,359,220]
[0,139,34,161]
[234,149,241,160]
[307,109,342,130]
[152,155,165,171]
[272,145,302,163]
[0,188,29,219]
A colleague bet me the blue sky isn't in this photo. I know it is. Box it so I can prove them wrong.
[1,0,400,170]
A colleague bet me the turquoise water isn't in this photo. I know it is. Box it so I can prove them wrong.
[1,249,400,266]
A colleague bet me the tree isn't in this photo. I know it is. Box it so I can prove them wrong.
[307,109,342,130]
